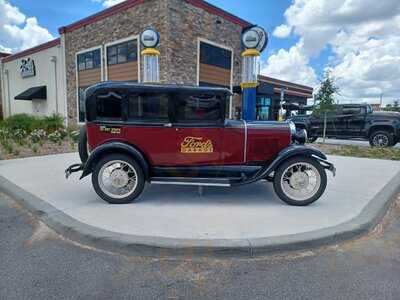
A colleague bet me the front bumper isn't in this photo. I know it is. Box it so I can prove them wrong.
[316,158,336,177]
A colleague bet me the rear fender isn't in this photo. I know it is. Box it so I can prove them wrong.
[80,142,150,180]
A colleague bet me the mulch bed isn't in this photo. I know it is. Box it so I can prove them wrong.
[0,140,77,160]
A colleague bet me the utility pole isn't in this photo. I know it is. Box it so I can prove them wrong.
[380,93,383,109]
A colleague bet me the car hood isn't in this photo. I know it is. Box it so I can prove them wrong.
[370,111,400,119]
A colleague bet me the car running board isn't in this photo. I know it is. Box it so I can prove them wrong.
[150,177,243,187]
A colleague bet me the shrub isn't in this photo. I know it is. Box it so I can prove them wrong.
[0,128,12,141]
[40,114,65,133]
[31,143,39,154]
[3,114,40,133]
[48,131,63,144]
[68,130,80,143]
[2,140,14,154]
[3,113,65,135]
[29,129,47,144]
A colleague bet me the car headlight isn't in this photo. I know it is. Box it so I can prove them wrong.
[288,121,296,137]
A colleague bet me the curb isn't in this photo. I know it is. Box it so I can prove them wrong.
[0,170,399,258]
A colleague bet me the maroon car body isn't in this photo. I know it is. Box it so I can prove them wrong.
[66,82,335,206]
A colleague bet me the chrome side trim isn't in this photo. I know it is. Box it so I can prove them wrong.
[243,120,248,163]
[151,181,231,187]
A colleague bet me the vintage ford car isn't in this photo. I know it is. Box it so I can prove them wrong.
[66,82,335,206]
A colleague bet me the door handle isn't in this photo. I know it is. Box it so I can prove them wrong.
[164,123,173,128]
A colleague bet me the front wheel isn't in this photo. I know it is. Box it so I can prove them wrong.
[369,131,394,148]
[273,157,327,206]
[92,154,145,204]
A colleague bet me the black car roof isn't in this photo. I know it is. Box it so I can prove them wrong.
[85,81,232,97]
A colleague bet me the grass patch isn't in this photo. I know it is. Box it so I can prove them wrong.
[313,143,400,160]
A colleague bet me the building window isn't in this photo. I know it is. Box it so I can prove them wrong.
[128,93,169,122]
[77,49,101,71]
[107,40,138,65]
[174,93,223,124]
[256,97,271,121]
[200,42,232,70]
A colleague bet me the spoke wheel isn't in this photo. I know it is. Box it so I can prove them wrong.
[98,160,138,199]
[273,157,327,206]
[92,154,145,204]
[281,162,321,201]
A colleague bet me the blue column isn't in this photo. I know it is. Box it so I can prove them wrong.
[242,87,257,121]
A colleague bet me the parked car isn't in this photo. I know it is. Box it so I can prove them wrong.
[66,82,335,206]
[289,104,400,147]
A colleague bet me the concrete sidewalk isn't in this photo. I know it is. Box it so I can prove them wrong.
[0,153,399,256]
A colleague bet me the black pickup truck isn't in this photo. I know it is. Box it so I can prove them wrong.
[289,104,400,147]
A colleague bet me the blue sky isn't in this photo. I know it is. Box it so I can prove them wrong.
[1,0,400,104]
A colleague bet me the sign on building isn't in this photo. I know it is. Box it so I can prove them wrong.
[20,58,36,78]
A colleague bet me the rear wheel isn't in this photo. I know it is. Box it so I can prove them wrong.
[273,156,327,206]
[369,130,394,148]
[92,153,145,204]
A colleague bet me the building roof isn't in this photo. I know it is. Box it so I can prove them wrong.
[259,75,314,98]
[0,52,11,58]
[59,0,252,34]
[1,39,60,63]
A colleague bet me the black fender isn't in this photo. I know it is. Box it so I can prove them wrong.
[264,144,327,177]
[80,142,150,180]
[232,145,329,186]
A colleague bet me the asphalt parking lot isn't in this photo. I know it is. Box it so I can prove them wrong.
[1,191,400,299]
[0,153,399,245]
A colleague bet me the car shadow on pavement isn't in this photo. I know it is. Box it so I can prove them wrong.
[134,181,286,207]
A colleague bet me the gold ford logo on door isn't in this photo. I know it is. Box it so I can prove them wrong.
[181,137,214,153]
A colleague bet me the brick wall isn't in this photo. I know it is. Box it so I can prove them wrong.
[63,0,245,124]
[165,0,243,86]
[64,0,168,123]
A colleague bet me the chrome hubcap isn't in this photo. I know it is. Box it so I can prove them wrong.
[98,160,138,199]
[281,162,321,201]
[373,134,389,147]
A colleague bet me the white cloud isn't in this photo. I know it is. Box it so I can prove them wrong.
[0,0,53,53]
[264,0,400,104]
[273,24,291,38]
[261,44,317,87]
[92,0,125,7]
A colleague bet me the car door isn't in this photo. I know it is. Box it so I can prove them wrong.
[123,92,179,166]
[343,106,366,137]
[333,106,348,136]
[168,92,223,166]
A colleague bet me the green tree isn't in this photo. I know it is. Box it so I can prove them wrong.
[313,71,339,141]
[313,71,339,115]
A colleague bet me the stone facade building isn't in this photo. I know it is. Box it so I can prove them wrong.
[60,0,250,123]
[1,0,313,123]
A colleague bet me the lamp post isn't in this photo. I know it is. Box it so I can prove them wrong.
[140,28,160,83]
[241,26,268,121]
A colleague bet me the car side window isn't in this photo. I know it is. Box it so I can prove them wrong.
[342,107,361,115]
[174,93,223,125]
[96,91,123,121]
[128,93,169,123]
